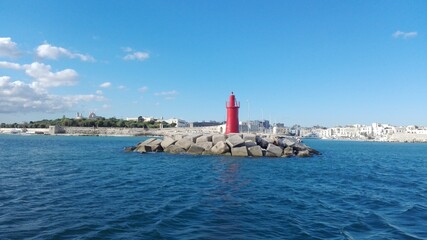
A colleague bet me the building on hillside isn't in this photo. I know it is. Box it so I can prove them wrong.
[75,112,84,120]
[165,118,189,128]
[126,116,144,122]
[88,112,101,120]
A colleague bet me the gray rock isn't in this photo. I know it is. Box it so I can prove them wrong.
[242,133,256,142]
[297,150,311,157]
[293,142,308,151]
[195,135,212,143]
[124,146,136,152]
[212,134,226,144]
[184,134,203,143]
[231,146,248,157]
[245,140,257,148]
[175,139,193,150]
[187,145,205,155]
[265,143,283,157]
[195,142,213,151]
[280,137,298,147]
[172,134,184,140]
[137,138,156,146]
[248,145,263,157]
[226,134,245,148]
[135,138,157,153]
[257,137,274,149]
[308,147,320,155]
[211,141,230,155]
[164,145,186,154]
[161,136,176,149]
[282,146,295,157]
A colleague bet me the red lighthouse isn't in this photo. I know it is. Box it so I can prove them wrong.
[226,92,240,134]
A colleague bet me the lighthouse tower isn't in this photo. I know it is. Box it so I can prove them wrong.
[226,92,240,134]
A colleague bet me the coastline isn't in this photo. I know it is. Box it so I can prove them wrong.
[1,127,427,143]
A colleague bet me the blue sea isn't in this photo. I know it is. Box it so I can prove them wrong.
[0,135,426,239]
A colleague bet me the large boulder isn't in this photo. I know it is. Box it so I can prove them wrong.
[231,146,248,157]
[248,145,263,157]
[187,145,205,155]
[184,134,203,143]
[164,145,186,154]
[175,139,193,150]
[257,136,274,149]
[145,139,163,152]
[279,137,298,147]
[196,135,212,143]
[212,134,226,144]
[297,150,311,158]
[244,140,257,148]
[293,142,308,151]
[161,136,176,149]
[172,134,184,140]
[211,141,230,155]
[242,133,256,142]
[135,138,157,153]
[282,146,295,157]
[265,143,283,157]
[195,142,213,151]
[226,134,245,148]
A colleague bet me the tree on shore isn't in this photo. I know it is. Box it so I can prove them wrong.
[0,117,173,129]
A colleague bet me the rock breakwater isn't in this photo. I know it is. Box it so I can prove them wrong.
[126,133,320,158]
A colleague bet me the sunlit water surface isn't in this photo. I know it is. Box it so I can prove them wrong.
[1,135,426,239]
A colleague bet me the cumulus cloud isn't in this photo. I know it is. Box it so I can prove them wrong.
[100,82,111,88]
[138,86,148,93]
[0,61,78,88]
[36,43,95,62]
[392,31,418,39]
[0,75,103,113]
[96,90,103,95]
[0,37,20,58]
[0,61,21,70]
[122,47,149,61]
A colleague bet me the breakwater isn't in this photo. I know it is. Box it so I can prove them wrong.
[127,133,320,157]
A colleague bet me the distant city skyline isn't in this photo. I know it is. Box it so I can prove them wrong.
[1,1,426,127]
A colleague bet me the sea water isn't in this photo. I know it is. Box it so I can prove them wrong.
[0,135,426,239]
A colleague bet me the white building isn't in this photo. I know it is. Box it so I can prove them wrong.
[165,118,188,128]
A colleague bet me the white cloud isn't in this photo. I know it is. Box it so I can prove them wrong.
[100,82,111,88]
[0,61,21,70]
[96,90,103,95]
[138,86,148,93]
[154,90,177,96]
[392,31,418,39]
[118,85,126,90]
[154,90,178,100]
[36,43,95,62]
[122,47,149,61]
[0,75,103,113]
[122,47,133,52]
[24,62,78,88]
[0,37,20,58]
[102,104,110,109]
[0,61,78,88]
[123,51,150,61]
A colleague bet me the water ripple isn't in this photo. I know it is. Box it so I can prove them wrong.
[1,136,427,239]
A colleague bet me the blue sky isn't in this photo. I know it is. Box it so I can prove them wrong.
[0,0,426,127]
